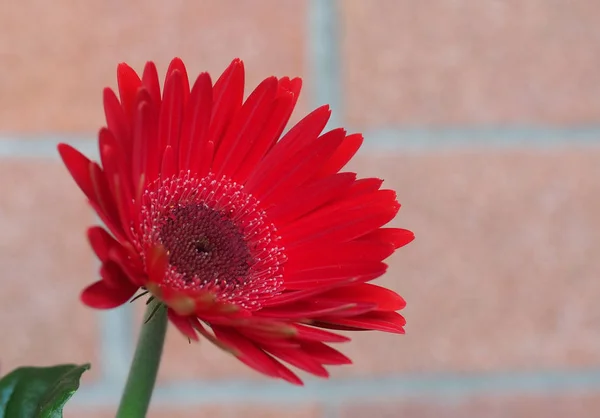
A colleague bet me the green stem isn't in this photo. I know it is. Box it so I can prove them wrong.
[116,299,168,418]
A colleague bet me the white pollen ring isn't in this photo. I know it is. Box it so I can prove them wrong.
[132,171,286,310]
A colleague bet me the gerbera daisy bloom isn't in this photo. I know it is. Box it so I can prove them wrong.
[58,58,414,385]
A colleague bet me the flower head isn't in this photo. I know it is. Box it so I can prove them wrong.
[58,58,414,384]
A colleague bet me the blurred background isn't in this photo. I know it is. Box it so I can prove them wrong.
[1,0,599,417]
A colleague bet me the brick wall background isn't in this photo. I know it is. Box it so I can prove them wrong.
[1,0,599,417]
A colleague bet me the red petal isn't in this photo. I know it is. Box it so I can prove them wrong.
[292,188,398,228]
[265,346,329,378]
[241,336,300,350]
[360,228,415,249]
[258,301,376,320]
[167,309,199,341]
[212,327,302,384]
[88,199,127,244]
[314,133,363,178]
[262,105,330,160]
[107,246,146,286]
[262,279,362,307]
[146,245,169,285]
[157,69,184,169]
[88,162,120,226]
[133,96,160,188]
[99,260,134,288]
[292,324,350,343]
[258,128,346,206]
[57,143,95,200]
[317,311,406,334]
[87,226,116,262]
[98,128,134,228]
[319,284,406,311]
[344,178,383,197]
[165,58,190,104]
[234,321,297,341]
[275,366,304,385]
[160,145,177,180]
[103,88,131,160]
[285,240,395,269]
[233,78,301,184]
[207,59,245,154]
[142,61,162,107]
[284,262,388,289]
[179,72,213,172]
[244,105,331,192]
[197,140,215,179]
[277,76,302,110]
[81,279,137,309]
[117,62,142,122]
[267,173,356,225]
[299,341,352,365]
[114,176,135,241]
[282,191,400,248]
[212,76,278,178]
[130,88,153,188]
[309,322,371,332]
[58,144,120,229]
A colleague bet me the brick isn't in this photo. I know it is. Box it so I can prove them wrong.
[149,404,321,418]
[340,393,600,418]
[330,148,600,376]
[340,0,600,127]
[0,161,99,380]
[0,0,307,132]
[66,404,321,418]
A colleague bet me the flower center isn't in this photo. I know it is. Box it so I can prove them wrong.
[135,171,286,309]
[158,204,253,286]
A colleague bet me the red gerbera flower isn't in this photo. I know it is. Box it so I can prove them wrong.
[58,58,414,385]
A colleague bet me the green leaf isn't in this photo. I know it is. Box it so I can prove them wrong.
[0,363,90,418]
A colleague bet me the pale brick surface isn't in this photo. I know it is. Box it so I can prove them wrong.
[0,161,99,380]
[0,0,307,132]
[66,404,321,418]
[340,0,600,127]
[340,393,600,418]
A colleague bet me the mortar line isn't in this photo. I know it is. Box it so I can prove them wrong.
[308,0,343,129]
[357,126,600,150]
[0,135,97,158]
[320,402,341,418]
[98,306,135,386]
[69,368,600,406]
[307,2,344,415]
[2,127,600,160]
